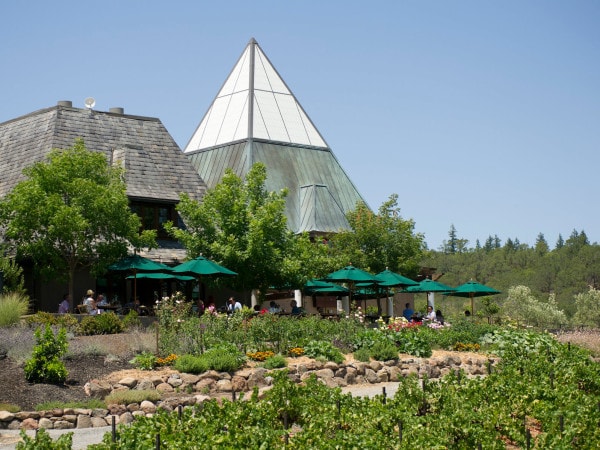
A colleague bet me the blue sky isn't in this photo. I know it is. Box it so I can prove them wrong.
[2,1,599,250]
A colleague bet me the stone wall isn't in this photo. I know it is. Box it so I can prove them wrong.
[0,353,495,431]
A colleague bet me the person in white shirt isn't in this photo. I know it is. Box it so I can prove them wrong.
[226,297,242,314]
[423,305,436,323]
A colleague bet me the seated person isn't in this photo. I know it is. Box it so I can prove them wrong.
[402,302,414,321]
[269,301,281,313]
[290,300,302,315]
[436,309,445,325]
[58,294,70,314]
[96,294,109,313]
[423,305,436,323]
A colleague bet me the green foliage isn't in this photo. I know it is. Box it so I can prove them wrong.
[573,286,600,328]
[353,347,371,362]
[368,339,399,361]
[24,312,79,339]
[24,325,68,383]
[423,318,495,350]
[0,402,20,413]
[17,428,73,450]
[303,340,344,363]
[77,312,123,335]
[35,398,105,411]
[104,389,161,405]
[262,354,287,369]
[167,162,292,299]
[120,309,142,330]
[0,138,156,303]
[129,351,157,370]
[329,194,426,277]
[174,344,245,374]
[0,255,26,295]
[480,327,558,358]
[87,339,600,449]
[503,285,568,329]
[0,292,29,326]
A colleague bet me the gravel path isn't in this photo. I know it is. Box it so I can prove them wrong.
[0,382,402,449]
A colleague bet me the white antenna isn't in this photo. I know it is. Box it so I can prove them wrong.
[84,97,96,109]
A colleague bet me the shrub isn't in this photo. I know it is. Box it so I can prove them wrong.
[262,354,287,369]
[130,351,157,370]
[303,340,344,364]
[121,309,142,330]
[174,344,245,374]
[0,402,20,413]
[24,325,68,383]
[0,292,29,326]
[369,340,399,361]
[353,347,371,362]
[104,389,161,405]
[35,398,106,411]
[78,312,123,335]
[17,428,72,450]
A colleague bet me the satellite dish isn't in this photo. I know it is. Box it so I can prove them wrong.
[84,97,96,109]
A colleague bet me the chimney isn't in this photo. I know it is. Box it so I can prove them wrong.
[57,100,72,107]
[109,107,124,115]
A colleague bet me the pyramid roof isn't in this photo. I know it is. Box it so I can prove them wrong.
[185,39,367,235]
[186,38,327,150]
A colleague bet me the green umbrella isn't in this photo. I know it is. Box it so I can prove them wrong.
[171,256,237,277]
[375,269,418,287]
[127,272,194,281]
[304,279,350,296]
[108,254,171,303]
[447,280,500,316]
[171,256,237,299]
[403,279,455,294]
[323,265,379,306]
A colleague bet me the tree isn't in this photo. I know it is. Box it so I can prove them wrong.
[0,139,156,309]
[167,163,292,302]
[445,224,458,254]
[535,233,549,256]
[573,286,600,328]
[329,194,426,277]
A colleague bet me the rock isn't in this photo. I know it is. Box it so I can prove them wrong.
[118,377,138,388]
[92,408,109,417]
[62,415,77,423]
[0,411,15,422]
[137,379,155,391]
[132,410,146,418]
[7,420,21,430]
[181,373,200,385]
[315,368,335,380]
[155,382,174,393]
[73,408,92,416]
[365,368,379,384]
[195,378,215,393]
[54,420,74,429]
[167,374,183,387]
[140,400,157,414]
[91,417,109,427]
[15,411,40,421]
[194,394,211,404]
[118,412,134,424]
[216,379,233,392]
[369,361,383,372]
[38,418,54,429]
[20,418,38,430]
[107,404,127,416]
[76,415,93,429]
[84,380,112,399]
[231,375,247,392]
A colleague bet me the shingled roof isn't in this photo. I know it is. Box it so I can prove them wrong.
[184,38,367,235]
[0,102,206,202]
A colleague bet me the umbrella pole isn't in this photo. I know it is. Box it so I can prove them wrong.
[134,269,137,305]
[471,293,474,317]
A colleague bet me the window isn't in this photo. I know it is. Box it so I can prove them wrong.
[130,202,177,238]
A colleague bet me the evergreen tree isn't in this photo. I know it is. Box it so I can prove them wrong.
[535,233,549,256]
[556,234,564,249]
[445,224,458,254]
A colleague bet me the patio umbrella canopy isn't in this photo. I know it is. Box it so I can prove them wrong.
[403,279,455,294]
[323,265,379,307]
[447,280,501,316]
[127,272,194,281]
[108,254,171,303]
[171,256,237,278]
[304,279,349,296]
[375,269,418,288]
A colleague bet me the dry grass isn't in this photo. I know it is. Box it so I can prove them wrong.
[555,330,600,356]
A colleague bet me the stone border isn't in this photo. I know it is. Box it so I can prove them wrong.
[0,353,495,430]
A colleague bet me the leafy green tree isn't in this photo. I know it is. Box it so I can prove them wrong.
[0,139,156,309]
[167,163,292,301]
[0,252,26,294]
[329,194,426,277]
[503,285,567,329]
[573,286,600,328]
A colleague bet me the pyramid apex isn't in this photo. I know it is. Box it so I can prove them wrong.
[248,37,257,45]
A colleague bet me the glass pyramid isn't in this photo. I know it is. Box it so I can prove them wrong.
[185,38,327,151]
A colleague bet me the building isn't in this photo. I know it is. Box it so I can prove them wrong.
[0,102,207,310]
[184,38,367,238]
